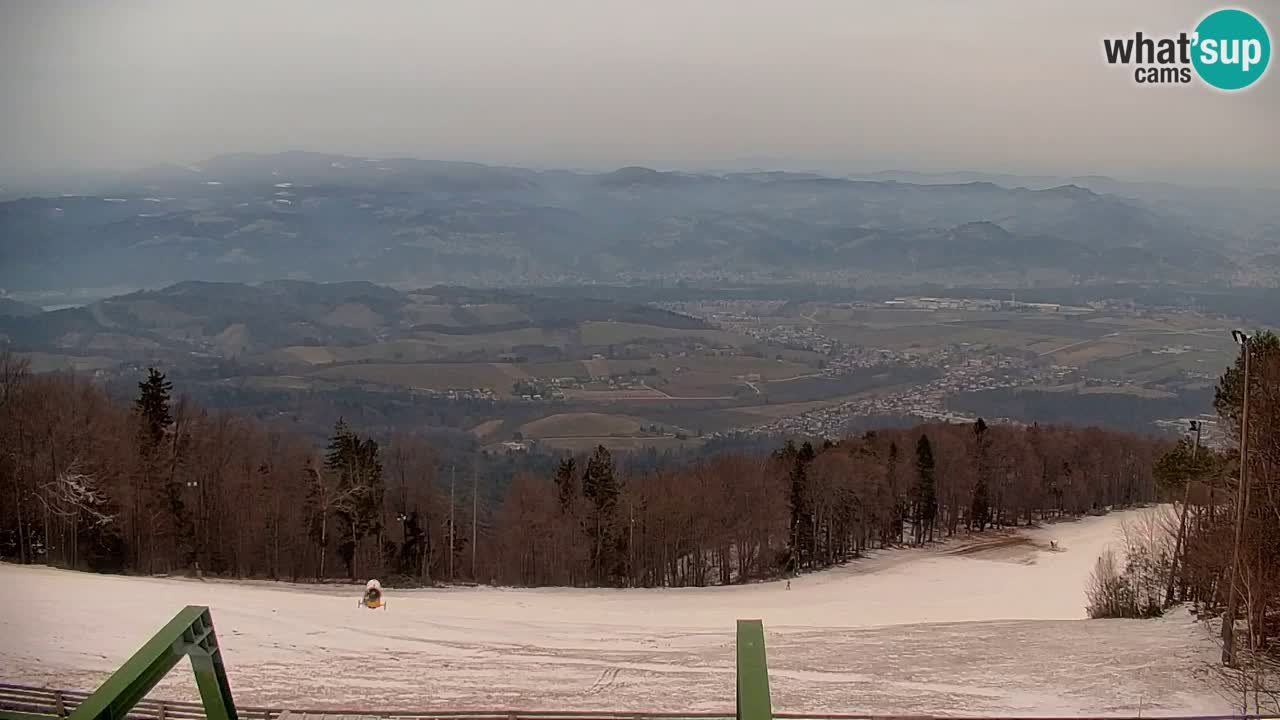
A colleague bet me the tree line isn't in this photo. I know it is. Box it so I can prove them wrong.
[1144,331,1279,692]
[0,350,1166,587]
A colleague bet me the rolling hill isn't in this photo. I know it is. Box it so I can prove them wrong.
[2,152,1267,294]
[0,280,715,364]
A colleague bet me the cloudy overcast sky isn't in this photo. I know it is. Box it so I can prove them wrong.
[2,0,1277,187]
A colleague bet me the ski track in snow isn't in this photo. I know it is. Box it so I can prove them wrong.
[0,510,1232,716]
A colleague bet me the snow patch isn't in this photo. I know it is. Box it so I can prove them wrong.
[0,511,1229,715]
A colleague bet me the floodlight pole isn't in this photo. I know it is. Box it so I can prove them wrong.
[1221,331,1250,666]
[1165,420,1200,606]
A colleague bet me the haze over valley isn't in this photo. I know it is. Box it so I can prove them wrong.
[4,152,1279,299]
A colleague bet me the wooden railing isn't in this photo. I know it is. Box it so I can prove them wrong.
[1,682,1270,720]
[0,684,278,720]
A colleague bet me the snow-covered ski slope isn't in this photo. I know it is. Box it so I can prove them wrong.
[0,510,1230,716]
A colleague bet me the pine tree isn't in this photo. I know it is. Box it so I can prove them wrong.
[774,440,816,573]
[554,457,577,512]
[325,419,384,579]
[914,434,937,544]
[131,368,176,573]
[887,440,907,544]
[134,368,172,446]
[581,445,619,583]
[971,418,991,531]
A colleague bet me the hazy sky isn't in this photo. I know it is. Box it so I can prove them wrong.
[2,0,1277,187]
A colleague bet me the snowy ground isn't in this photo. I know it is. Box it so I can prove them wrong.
[0,510,1232,716]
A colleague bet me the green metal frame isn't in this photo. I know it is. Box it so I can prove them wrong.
[736,619,772,720]
[0,605,239,720]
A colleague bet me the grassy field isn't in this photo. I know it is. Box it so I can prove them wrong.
[1083,349,1226,384]
[311,362,515,392]
[413,327,572,353]
[669,355,815,379]
[15,352,117,373]
[802,310,1239,381]
[400,301,530,327]
[470,418,505,439]
[733,398,838,419]
[537,435,705,452]
[1044,339,1144,366]
[1026,382,1176,399]
[233,375,327,391]
[490,362,531,381]
[401,303,462,326]
[463,303,530,325]
[652,372,743,399]
[818,322,1037,352]
[520,412,653,438]
[523,360,593,378]
[579,321,742,347]
[276,339,448,365]
[561,387,670,401]
[322,302,385,329]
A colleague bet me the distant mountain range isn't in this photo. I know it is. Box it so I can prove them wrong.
[2,151,1276,294]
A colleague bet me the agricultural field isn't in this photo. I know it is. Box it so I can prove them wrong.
[311,363,516,394]
[4,281,1250,445]
[519,413,660,439]
[561,388,671,402]
[275,339,450,365]
[470,418,505,439]
[258,297,1242,446]
[12,352,117,373]
[579,321,744,348]
[536,435,704,452]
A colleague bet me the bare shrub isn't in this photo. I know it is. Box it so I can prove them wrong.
[1087,508,1172,618]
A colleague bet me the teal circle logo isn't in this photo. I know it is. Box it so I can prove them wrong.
[1192,9,1271,90]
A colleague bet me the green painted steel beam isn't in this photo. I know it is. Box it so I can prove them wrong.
[68,606,238,720]
[735,619,772,720]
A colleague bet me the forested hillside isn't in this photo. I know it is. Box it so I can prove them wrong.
[0,351,1166,587]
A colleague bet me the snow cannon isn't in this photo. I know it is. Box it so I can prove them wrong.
[360,579,386,609]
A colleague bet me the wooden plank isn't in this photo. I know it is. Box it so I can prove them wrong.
[0,696,59,707]
[0,707,60,717]
[0,689,62,701]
